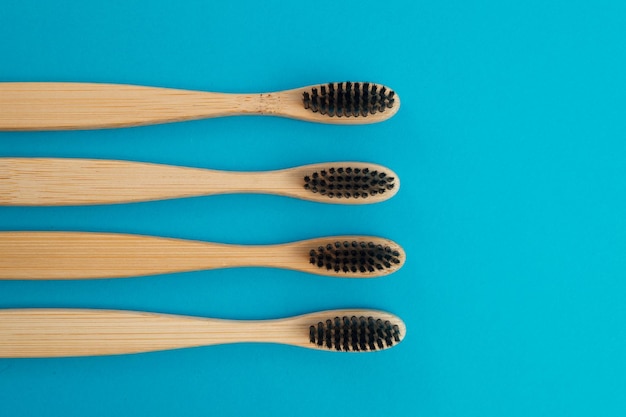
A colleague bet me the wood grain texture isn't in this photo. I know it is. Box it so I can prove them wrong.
[0,231,405,279]
[0,309,406,357]
[0,82,400,130]
[0,158,399,205]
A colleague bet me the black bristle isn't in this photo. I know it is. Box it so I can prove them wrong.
[393,324,401,342]
[317,322,324,346]
[336,82,344,117]
[303,167,396,200]
[350,83,359,117]
[310,94,319,113]
[334,318,342,350]
[367,319,377,350]
[376,319,385,338]
[369,86,378,114]
[359,317,368,351]
[351,317,359,351]
[387,91,396,109]
[384,321,393,347]
[344,82,352,117]
[342,317,351,351]
[325,319,333,348]
[307,239,401,274]
[303,82,395,117]
[319,100,327,115]
[309,315,401,351]
[303,92,310,109]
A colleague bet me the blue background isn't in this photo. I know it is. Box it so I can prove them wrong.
[1,1,625,416]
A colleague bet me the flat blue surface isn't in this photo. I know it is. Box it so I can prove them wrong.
[1,1,625,416]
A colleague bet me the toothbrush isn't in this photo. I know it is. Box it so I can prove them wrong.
[0,308,406,357]
[0,232,405,279]
[0,158,399,206]
[0,81,399,130]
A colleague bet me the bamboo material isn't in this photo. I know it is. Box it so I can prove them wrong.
[0,158,399,206]
[0,231,405,279]
[0,82,400,130]
[0,308,406,357]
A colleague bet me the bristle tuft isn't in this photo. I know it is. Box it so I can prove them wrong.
[303,82,396,116]
[308,240,401,273]
[309,316,401,351]
[304,167,396,199]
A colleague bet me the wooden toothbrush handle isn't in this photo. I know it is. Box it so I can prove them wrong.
[0,308,405,357]
[0,231,277,279]
[0,82,258,130]
[0,309,244,358]
[0,231,393,280]
[0,158,267,206]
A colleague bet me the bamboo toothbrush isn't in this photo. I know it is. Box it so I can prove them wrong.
[0,81,399,130]
[0,308,405,357]
[0,158,399,206]
[0,231,405,279]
